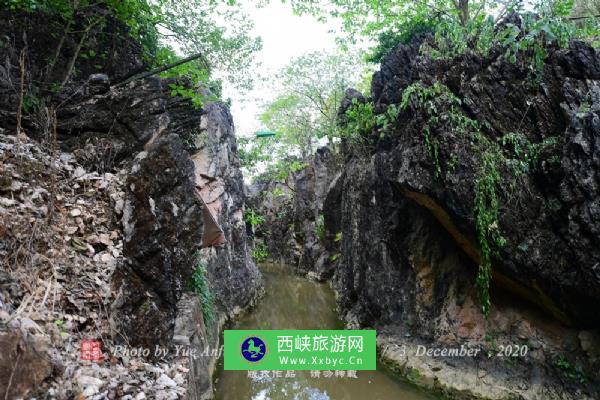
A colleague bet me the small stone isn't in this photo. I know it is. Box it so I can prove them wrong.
[135,392,146,400]
[77,375,105,388]
[9,181,23,192]
[172,373,184,385]
[73,166,86,178]
[20,317,41,333]
[98,233,112,246]
[156,374,176,388]
[100,253,114,263]
[0,198,16,207]
[70,208,82,217]
[114,198,124,216]
[579,330,600,358]
[82,385,99,397]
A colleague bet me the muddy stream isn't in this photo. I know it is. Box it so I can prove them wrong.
[213,263,436,400]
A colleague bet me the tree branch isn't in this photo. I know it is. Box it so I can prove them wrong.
[111,52,209,88]
[568,14,600,20]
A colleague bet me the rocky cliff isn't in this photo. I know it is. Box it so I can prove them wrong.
[248,147,339,280]
[192,103,262,318]
[324,31,600,399]
[0,10,260,399]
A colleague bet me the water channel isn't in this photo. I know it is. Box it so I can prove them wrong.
[213,263,437,400]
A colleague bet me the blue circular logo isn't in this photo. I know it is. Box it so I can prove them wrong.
[241,336,266,362]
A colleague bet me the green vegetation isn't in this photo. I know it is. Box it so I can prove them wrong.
[472,130,560,317]
[314,214,325,240]
[239,50,368,180]
[241,0,596,184]
[244,208,265,227]
[483,329,501,358]
[289,0,598,83]
[556,356,588,383]
[244,208,268,263]
[401,82,479,178]
[398,80,564,317]
[7,0,261,108]
[473,139,505,317]
[188,256,215,330]
[262,51,367,150]
[342,100,376,139]
[268,187,286,198]
[500,132,560,176]
[407,367,422,382]
[366,20,436,63]
[341,99,399,153]
[251,242,269,263]
[399,81,500,316]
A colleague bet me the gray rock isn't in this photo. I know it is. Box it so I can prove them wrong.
[323,36,600,398]
[111,135,203,348]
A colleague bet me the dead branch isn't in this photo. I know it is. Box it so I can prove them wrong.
[44,18,73,85]
[111,52,209,88]
[61,15,106,86]
[4,351,21,400]
[47,108,58,224]
[568,14,600,20]
[15,48,25,137]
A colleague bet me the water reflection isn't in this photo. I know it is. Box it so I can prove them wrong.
[213,263,436,400]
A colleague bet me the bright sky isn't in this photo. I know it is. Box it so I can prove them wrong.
[222,1,339,139]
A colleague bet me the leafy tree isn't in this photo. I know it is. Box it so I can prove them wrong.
[238,50,368,181]
[286,0,489,41]
[4,0,262,92]
[259,50,368,158]
[260,94,315,159]
[237,135,275,176]
[286,0,599,61]
[152,0,263,91]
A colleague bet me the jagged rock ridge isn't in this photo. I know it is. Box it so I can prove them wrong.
[323,33,600,399]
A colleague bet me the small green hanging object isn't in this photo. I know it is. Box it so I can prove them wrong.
[255,130,276,138]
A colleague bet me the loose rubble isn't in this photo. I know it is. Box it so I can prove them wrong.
[0,134,191,399]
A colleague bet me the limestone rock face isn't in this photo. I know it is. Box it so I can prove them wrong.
[324,35,600,398]
[52,69,263,352]
[0,8,146,134]
[112,135,203,347]
[192,103,262,316]
[248,147,339,280]
[105,97,261,397]
[107,98,261,400]
[173,294,214,399]
[292,147,340,280]
[362,38,600,326]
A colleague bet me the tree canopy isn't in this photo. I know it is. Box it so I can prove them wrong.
[5,0,262,92]
[286,0,599,61]
[239,50,369,180]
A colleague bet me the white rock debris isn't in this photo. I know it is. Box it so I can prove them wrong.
[0,134,191,399]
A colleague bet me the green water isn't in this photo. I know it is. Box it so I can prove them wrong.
[213,263,436,400]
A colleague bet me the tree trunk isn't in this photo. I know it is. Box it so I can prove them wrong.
[458,0,469,26]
